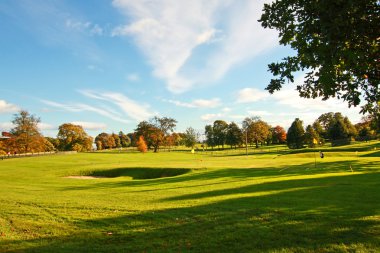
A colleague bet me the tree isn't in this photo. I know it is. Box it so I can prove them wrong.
[355,116,377,141]
[328,117,351,146]
[151,116,177,137]
[127,132,136,147]
[259,0,379,114]
[136,136,147,153]
[213,120,228,149]
[183,127,198,149]
[226,122,243,148]
[242,117,270,148]
[57,123,93,152]
[10,110,45,153]
[119,131,131,147]
[95,133,115,150]
[287,118,305,149]
[135,117,177,152]
[312,121,326,144]
[315,112,335,136]
[271,125,287,144]
[45,137,59,150]
[111,133,121,148]
[304,125,319,148]
[135,121,156,150]
[204,125,215,150]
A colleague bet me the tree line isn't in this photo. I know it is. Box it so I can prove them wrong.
[0,110,379,155]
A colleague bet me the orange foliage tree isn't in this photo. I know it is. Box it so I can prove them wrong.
[136,136,147,153]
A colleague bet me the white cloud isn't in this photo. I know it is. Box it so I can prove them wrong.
[0,122,14,131]
[165,98,221,108]
[112,0,277,93]
[38,122,55,130]
[247,110,273,116]
[236,88,269,103]
[0,100,19,113]
[272,76,362,115]
[65,19,103,36]
[71,121,107,131]
[79,90,153,122]
[201,113,223,122]
[127,73,140,82]
[41,99,130,124]
[222,107,231,113]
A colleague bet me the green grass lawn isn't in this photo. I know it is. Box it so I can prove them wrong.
[0,142,379,252]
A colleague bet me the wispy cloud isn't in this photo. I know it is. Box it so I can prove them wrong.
[40,99,130,124]
[112,0,277,93]
[0,100,19,113]
[236,88,269,103]
[71,121,107,131]
[65,19,104,36]
[164,98,221,108]
[80,90,153,122]
[107,94,153,121]
[127,73,140,82]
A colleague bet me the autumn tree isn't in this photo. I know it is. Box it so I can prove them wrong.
[135,117,177,152]
[287,118,305,149]
[259,0,379,114]
[95,133,115,150]
[111,133,121,148]
[242,117,271,148]
[271,125,287,144]
[136,136,147,153]
[45,137,59,150]
[57,123,93,152]
[10,110,46,153]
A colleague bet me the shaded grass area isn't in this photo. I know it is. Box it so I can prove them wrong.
[80,168,191,180]
[0,141,379,252]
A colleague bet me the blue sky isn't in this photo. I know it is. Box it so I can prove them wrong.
[0,0,363,137]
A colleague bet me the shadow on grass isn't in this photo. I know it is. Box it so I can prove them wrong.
[58,159,377,193]
[85,168,192,180]
[4,170,380,252]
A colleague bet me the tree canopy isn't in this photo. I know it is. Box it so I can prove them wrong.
[135,117,177,152]
[10,110,46,153]
[57,123,93,152]
[287,118,305,149]
[259,0,379,114]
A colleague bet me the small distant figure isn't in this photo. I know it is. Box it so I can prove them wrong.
[319,151,324,158]
[7,151,10,157]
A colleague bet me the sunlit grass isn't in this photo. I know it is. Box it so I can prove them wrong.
[0,141,379,252]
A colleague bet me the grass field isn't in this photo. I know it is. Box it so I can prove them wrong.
[0,142,379,252]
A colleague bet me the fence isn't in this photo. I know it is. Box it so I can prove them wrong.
[1,151,77,160]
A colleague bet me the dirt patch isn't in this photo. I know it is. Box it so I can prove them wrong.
[64,176,107,179]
